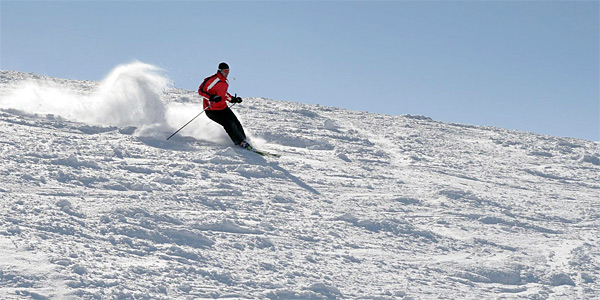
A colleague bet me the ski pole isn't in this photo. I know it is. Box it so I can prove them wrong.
[166,103,212,140]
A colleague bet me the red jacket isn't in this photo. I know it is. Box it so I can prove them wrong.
[198,72,232,111]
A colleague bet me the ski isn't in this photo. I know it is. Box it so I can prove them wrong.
[244,146,280,157]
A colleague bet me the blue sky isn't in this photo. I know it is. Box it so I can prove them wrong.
[1,1,598,141]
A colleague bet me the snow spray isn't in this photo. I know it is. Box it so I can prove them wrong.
[0,62,169,135]
[90,62,169,129]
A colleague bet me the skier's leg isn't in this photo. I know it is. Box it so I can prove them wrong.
[206,108,246,145]
[221,108,246,145]
[226,108,247,143]
[205,110,227,127]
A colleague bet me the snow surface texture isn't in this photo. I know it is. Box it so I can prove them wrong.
[0,62,599,299]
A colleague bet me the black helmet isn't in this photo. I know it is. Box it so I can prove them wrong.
[218,62,229,71]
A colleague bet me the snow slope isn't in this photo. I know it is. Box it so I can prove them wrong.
[0,63,599,299]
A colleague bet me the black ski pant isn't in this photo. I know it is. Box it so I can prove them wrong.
[205,107,246,145]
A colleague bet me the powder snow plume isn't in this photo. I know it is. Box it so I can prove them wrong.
[0,62,170,135]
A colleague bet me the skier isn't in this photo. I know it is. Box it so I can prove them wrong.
[198,62,250,149]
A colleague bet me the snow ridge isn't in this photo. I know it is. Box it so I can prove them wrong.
[0,64,599,299]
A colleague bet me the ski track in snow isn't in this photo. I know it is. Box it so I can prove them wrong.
[0,66,599,299]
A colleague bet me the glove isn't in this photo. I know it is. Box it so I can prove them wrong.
[231,96,243,104]
[209,95,222,102]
